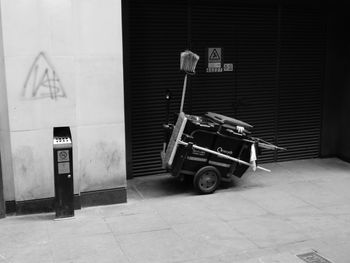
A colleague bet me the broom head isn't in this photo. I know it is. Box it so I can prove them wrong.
[180,50,199,74]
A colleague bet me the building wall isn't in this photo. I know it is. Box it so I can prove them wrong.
[0,2,14,203]
[0,0,126,205]
[0,3,9,216]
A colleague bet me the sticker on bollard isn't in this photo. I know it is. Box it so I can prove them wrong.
[58,162,70,174]
[57,150,69,162]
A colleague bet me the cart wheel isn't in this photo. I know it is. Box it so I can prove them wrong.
[193,166,221,194]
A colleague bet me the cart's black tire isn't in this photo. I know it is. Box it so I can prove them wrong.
[193,166,221,194]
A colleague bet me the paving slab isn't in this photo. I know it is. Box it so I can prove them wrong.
[172,219,258,256]
[50,233,128,263]
[115,229,202,263]
[227,214,309,248]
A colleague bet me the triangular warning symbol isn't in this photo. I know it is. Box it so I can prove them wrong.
[209,49,220,61]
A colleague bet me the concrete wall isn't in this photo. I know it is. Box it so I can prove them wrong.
[0,0,125,203]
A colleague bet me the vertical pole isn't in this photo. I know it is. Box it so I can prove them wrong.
[179,74,188,113]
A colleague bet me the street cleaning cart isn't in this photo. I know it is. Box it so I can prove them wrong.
[161,51,284,194]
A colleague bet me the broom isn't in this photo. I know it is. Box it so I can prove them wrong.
[179,50,200,113]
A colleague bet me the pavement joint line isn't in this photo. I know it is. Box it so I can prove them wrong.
[114,227,173,236]
[108,224,132,263]
[130,184,146,200]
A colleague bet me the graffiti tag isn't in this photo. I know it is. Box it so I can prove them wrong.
[22,52,66,100]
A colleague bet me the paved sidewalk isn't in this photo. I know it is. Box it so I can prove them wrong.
[1,158,350,263]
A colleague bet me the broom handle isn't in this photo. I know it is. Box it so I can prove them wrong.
[178,140,271,172]
[179,74,188,113]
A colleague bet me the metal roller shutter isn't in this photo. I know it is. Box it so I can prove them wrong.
[277,5,326,161]
[233,4,279,163]
[189,2,279,163]
[189,1,236,116]
[124,0,188,177]
[124,1,326,177]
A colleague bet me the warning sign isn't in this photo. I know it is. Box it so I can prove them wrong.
[208,48,221,63]
[207,48,222,73]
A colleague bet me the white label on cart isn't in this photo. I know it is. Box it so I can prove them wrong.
[192,149,206,156]
[217,147,233,155]
[187,156,207,162]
